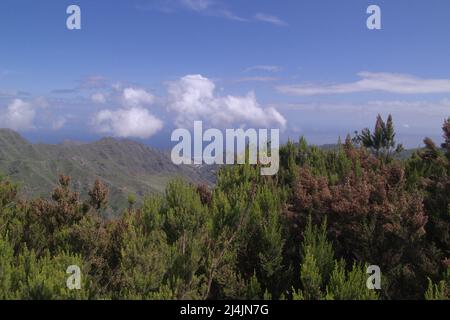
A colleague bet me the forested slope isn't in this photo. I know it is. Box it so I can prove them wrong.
[0,116,448,300]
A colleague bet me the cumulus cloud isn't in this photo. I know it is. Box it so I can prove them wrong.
[92,87,163,139]
[1,99,35,131]
[254,13,287,26]
[0,96,74,131]
[92,107,163,139]
[122,87,155,107]
[168,74,286,128]
[277,72,450,96]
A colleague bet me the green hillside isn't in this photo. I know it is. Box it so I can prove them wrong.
[0,129,215,215]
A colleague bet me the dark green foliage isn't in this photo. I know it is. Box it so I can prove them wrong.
[292,218,379,300]
[0,116,449,300]
[354,114,404,162]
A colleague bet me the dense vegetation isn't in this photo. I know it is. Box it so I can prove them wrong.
[0,116,449,300]
[0,130,215,214]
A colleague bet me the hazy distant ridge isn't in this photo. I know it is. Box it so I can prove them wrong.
[0,129,215,214]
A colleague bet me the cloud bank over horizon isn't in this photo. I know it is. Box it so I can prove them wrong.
[1,70,449,147]
[277,72,450,96]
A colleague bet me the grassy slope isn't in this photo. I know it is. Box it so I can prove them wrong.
[0,129,215,215]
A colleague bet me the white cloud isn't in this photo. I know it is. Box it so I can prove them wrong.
[91,93,107,104]
[92,107,163,139]
[365,98,450,117]
[180,0,246,21]
[254,13,287,26]
[122,87,155,107]
[277,72,450,96]
[281,98,450,138]
[140,0,247,21]
[168,74,286,128]
[138,1,289,24]
[92,87,162,138]
[1,97,73,131]
[282,98,450,115]
[1,99,35,131]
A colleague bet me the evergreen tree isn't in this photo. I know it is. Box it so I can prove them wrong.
[355,114,403,161]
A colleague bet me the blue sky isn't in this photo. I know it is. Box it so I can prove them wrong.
[0,0,449,148]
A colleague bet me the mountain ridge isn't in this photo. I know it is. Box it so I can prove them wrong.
[0,129,215,215]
